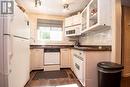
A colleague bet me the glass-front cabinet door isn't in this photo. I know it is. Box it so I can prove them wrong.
[81,7,88,32]
[89,0,98,28]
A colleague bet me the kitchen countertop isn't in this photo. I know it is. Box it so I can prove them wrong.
[73,45,111,51]
[30,45,111,51]
[30,45,74,49]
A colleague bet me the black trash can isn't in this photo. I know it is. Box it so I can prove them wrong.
[97,62,124,87]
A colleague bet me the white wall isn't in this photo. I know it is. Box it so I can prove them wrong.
[27,13,74,45]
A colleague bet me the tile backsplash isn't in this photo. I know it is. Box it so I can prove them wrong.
[79,28,112,45]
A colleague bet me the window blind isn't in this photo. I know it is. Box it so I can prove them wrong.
[37,19,63,28]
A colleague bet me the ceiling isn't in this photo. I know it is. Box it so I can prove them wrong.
[16,0,90,16]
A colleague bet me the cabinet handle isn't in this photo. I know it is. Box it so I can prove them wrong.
[9,35,13,65]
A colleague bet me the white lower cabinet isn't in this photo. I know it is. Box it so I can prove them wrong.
[60,48,71,68]
[30,49,44,70]
[72,49,111,87]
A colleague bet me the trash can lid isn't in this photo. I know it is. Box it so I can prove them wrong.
[97,61,124,70]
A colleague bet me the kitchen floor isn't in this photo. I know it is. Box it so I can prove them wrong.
[25,69,130,87]
[25,69,83,87]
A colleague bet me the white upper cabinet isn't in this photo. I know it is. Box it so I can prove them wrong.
[65,16,73,27]
[88,0,112,31]
[64,13,82,36]
[72,14,81,25]
[65,14,81,27]
[80,0,112,34]
[65,0,112,35]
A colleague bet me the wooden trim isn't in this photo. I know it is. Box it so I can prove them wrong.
[121,6,130,77]
[121,6,125,65]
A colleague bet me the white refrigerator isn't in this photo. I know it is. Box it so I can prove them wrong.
[0,2,30,87]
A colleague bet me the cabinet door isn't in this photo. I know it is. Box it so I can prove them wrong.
[81,7,88,32]
[73,14,81,25]
[60,48,71,68]
[30,49,43,70]
[88,0,111,30]
[65,17,73,27]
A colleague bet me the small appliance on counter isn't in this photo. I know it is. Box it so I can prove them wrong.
[74,40,80,47]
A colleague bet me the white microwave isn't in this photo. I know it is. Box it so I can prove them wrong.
[65,25,81,36]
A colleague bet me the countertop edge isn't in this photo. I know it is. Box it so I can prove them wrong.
[30,45,112,51]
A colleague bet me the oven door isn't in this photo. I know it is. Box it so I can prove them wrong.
[73,55,84,85]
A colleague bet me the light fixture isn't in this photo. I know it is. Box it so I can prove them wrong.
[63,4,69,13]
[35,0,42,7]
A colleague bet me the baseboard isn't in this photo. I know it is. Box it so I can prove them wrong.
[30,68,71,72]
[60,68,71,69]
[44,65,60,71]
[30,69,44,73]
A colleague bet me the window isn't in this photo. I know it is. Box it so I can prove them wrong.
[38,27,62,41]
[37,19,63,41]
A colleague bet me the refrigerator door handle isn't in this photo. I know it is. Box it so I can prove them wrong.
[10,35,13,57]
[3,35,13,76]
[9,35,13,65]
